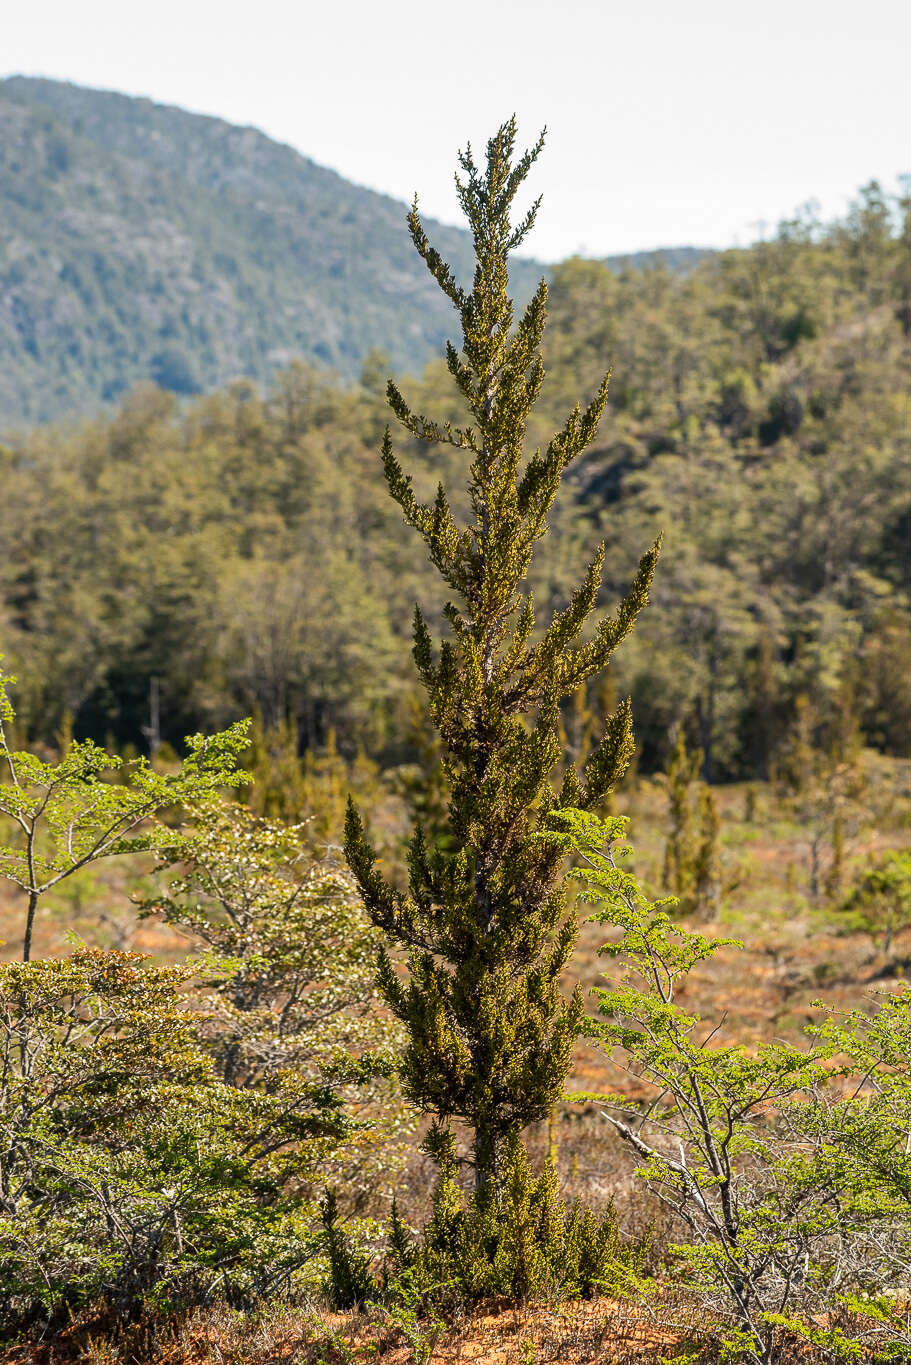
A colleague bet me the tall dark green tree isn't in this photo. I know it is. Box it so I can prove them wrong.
[344,120,658,1194]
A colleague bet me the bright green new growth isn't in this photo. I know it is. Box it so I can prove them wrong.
[344,119,658,1193]
[0,662,249,961]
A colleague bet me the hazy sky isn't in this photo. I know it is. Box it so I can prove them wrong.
[5,0,910,260]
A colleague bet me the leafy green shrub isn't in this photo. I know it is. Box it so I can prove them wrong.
[0,691,413,1339]
[548,807,911,1364]
[546,808,833,1365]
[317,1118,642,1314]
[0,948,326,1339]
[139,798,413,1205]
[840,850,911,957]
[783,991,911,1360]
[662,731,723,920]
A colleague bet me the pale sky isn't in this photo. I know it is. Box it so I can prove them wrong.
[4,0,910,260]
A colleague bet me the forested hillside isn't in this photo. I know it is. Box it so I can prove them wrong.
[0,76,548,423]
[2,175,909,781]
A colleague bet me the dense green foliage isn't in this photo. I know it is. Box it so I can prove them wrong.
[0,666,405,1340]
[378,1140,638,1310]
[344,118,656,1193]
[2,175,910,785]
[840,850,911,955]
[324,1141,638,1312]
[0,950,328,1335]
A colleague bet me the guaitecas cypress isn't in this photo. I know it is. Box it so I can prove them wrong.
[345,118,659,1197]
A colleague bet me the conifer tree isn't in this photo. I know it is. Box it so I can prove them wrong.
[692,785,722,922]
[662,730,701,896]
[662,731,722,920]
[345,120,658,1195]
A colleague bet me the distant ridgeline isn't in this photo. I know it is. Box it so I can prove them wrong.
[0,76,706,427]
[0,76,520,424]
[0,78,704,425]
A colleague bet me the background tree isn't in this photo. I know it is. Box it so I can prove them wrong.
[662,730,701,897]
[344,119,658,1197]
[780,689,866,903]
[840,851,911,960]
[662,730,722,919]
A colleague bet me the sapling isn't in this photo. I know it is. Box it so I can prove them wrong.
[840,851,911,960]
[0,663,249,959]
[544,808,832,1365]
[344,120,657,1210]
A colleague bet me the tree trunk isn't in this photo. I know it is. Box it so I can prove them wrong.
[22,889,38,963]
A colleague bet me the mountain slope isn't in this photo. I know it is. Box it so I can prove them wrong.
[0,77,550,426]
[0,78,711,428]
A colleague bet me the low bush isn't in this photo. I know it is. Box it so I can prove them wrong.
[323,1121,646,1314]
[0,949,328,1339]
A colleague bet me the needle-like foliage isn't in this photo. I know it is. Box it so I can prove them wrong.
[344,119,659,1195]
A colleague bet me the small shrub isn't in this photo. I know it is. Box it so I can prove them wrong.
[840,850,911,958]
[0,949,324,1340]
[321,1189,378,1310]
[379,1126,645,1311]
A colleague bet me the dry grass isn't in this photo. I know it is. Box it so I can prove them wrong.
[3,1293,860,1364]
[0,1295,715,1365]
